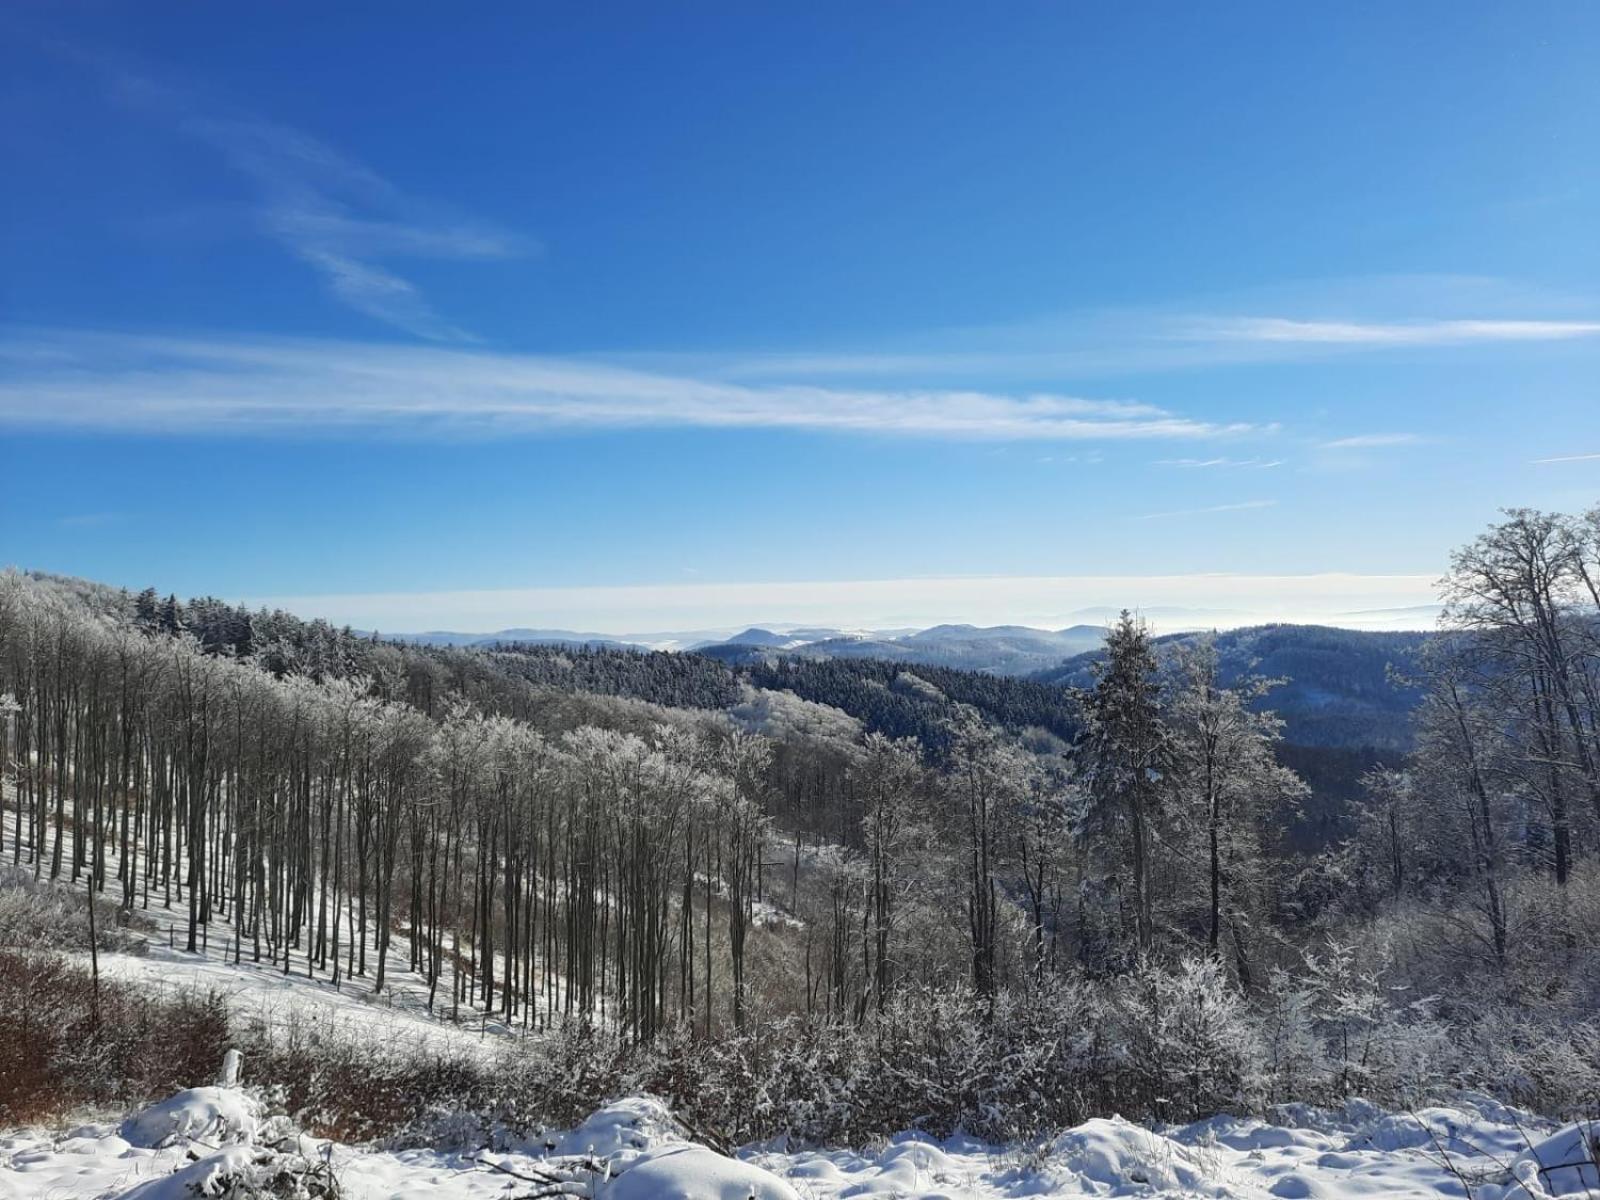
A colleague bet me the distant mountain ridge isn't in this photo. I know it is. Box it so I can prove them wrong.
[376,618,1439,689]
[385,627,651,651]
[698,623,1110,676]
[380,621,1105,673]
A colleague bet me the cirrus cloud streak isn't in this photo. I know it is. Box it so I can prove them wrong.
[1192,317,1600,346]
[0,329,1262,442]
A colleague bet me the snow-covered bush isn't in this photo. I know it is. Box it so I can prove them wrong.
[14,934,1600,1150]
[1302,936,1390,1098]
[0,865,151,953]
[114,1055,343,1200]
[246,1014,492,1144]
[1444,1009,1600,1117]
[1257,967,1330,1105]
[1112,955,1263,1122]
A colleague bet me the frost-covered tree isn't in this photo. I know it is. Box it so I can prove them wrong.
[948,716,1033,997]
[1077,611,1169,957]
[1443,509,1600,855]
[1165,636,1306,984]
[849,732,924,1012]
[1007,764,1074,984]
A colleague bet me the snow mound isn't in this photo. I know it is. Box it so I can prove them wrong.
[4,1093,1584,1200]
[1048,1117,1221,1195]
[1504,1123,1600,1197]
[605,1143,798,1200]
[1265,1173,1328,1198]
[1345,1100,1549,1165]
[121,1086,260,1149]
[1175,1113,1326,1152]
[821,1135,967,1195]
[544,1094,685,1158]
[507,1098,796,1200]
[118,1145,258,1200]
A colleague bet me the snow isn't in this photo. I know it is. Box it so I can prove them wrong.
[538,1094,683,1157]
[0,838,1588,1200]
[98,942,508,1060]
[6,1091,1596,1200]
[117,1145,259,1200]
[525,1099,798,1199]
[605,1144,798,1200]
[2,850,1590,1200]
[1511,1123,1600,1197]
[120,1086,258,1149]
[1047,1118,1225,1194]
[737,1098,1580,1200]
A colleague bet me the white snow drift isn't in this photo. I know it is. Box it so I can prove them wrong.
[7,1070,1600,1199]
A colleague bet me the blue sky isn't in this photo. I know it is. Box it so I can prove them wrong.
[3,3,1598,633]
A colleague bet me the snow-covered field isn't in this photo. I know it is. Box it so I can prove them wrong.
[7,1084,1600,1199]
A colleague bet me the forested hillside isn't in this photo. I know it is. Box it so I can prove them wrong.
[1037,624,1429,749]
[700,622,1107,676]
[6,505,1600,1146]
[30,574,1083,759]
[734,654,1078,750]
[1035,623,1430,847]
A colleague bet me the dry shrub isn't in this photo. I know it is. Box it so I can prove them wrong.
[0,949,226,1124]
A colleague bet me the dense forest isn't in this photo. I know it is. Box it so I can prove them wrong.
[1039,624,1429,747]
[1039,623,1433,848]
[4,505,1600,1142]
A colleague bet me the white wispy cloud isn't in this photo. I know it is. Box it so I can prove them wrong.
[1532,452,1600,464]
[1135,499,1279,521]
[1153,457,1284,469]
[683,278,1600,384]
[80,51,531,340]
[1321,433,1422,450]
[1192,317,1600,346]
[184,115,533,340]
[0,329,1263,441]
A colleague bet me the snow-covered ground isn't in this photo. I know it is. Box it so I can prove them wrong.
[99,942,514,1059]
[5,1085,1596,1199]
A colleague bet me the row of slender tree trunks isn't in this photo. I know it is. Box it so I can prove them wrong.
[1,586,792,1041]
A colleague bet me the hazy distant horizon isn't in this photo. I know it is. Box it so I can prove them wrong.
[235,571,1444,640]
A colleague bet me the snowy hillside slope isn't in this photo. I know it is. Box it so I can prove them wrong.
[0,802,565,1057]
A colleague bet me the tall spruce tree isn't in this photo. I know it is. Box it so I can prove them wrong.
[1079,611,1168,957]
